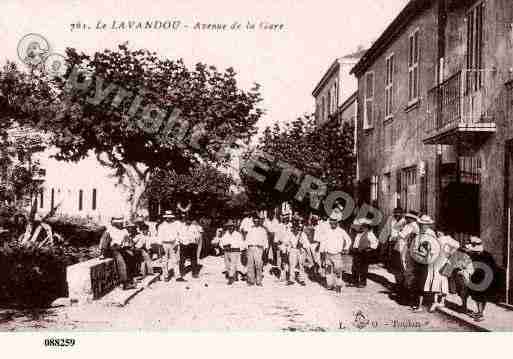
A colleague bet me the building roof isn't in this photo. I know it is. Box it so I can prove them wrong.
[312,50,366,97]
[351,0,433,77]
[338,91,358,113]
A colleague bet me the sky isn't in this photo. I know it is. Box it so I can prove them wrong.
[0,0,409,133]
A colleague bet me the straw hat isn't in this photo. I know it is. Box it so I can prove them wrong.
[417,215,435,225]
[466,236,484,252]
[329,211,342,221]
[405,211,419,221]
[162,210,176,219]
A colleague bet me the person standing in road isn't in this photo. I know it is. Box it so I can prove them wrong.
[393,211,419,300]
[319,212,352,293]
[178,216,202,280]
[409,215,437,312]
[157,210,181,282]
[350,218,379,288]
[379,207,406,267]
[263,209,280,267]
[245,213,268,286]
[275,212,292,281]
[221,220,244,285]
[282,218,309,286]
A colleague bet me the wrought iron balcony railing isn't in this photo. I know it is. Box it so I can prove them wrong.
[425,69,492,135]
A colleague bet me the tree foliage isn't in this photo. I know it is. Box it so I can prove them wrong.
[241,114,356,215]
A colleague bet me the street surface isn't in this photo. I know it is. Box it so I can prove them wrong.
[0,256,472,331]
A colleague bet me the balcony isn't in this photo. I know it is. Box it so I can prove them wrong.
[423,70,496,146]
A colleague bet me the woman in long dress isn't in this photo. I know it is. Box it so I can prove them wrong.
[424,235,460,312]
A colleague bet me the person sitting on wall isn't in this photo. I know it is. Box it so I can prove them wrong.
[99,217,136,290]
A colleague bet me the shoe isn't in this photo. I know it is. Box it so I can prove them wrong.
[164,276,171,282]
[228,278,234,285]
[299,281,306,287]
[356,284,366,288]
[176,277,187,282]
[192,274,199,279]
[256,283,263,287]
[473,313,484,322]
[286,280,295,286]
[429,303,438,313]
[346,283,356,287]
[122,283,136,290]
[247,282,255,287]
[411,307,424,313]
[336,286,342,293]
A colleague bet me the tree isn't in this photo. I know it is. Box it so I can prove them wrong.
[7,44,263,218]
[241,114,356,216]
[147,163,235,219]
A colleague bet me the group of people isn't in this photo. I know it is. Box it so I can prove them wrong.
[99,209,204,289]
[379,208,497,321]
[98,204,498,322]
[211,209,379,292]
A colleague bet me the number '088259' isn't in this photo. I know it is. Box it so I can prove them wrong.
[44,338,75,347]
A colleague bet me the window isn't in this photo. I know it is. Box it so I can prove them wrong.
[408,29,420,103]
[364,72,374,129]
[385,54,395,118]
[322,96,326,123]
[466,2,484,92]
[78,189,83,211]
[371,175,379,203]
[51,188,54,211]
[39,189,44,209]
[399,166,418,211]
[327,89,332,116]
[334,82,338,111]
[92,188,97,210]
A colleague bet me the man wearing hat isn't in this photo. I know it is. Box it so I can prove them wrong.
[221,220,244,285]
[178,216,203,280]
[409,215,438,312]
[465,236,497,322]
[99,217,136,290]
[319,211,352,293]
[282,219,309,286]
[245,212,268,286]
[157,210,181,282]
[392,210,419,299]
[379,207,406,266]
[274,211,293,279]
[350,218,379,288]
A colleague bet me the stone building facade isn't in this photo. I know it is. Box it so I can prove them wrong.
[352,0,513,302]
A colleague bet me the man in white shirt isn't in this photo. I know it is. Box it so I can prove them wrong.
[274,212,291,281]
[282,219,310,286]
[350,218,379,288]
[178,216,203,280]
[263,210,280,267]
[157,210,181,282]
[245,213,268,286]
[319,212,352,293]
[212,226,230,277]
[99,217,135,290]
[219,220,244,285]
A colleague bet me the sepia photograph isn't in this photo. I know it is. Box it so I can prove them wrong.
[1,0,513,345]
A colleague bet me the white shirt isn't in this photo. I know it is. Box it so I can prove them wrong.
[134,233,151,249]
[275,222,292,250]
[319,226,352,254]
[245,226,268,248]
[221,231,244,249]
[108,225,129,246]
[314,221,330,243]
[240,217,254,233]
[282,230,309,251]
[264,218,280,234]
[180,223,202,245]
[157,221,181,244]
[353,230,379,250]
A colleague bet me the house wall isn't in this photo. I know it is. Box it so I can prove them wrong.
[35,148,130,224]
[356,4,439,217]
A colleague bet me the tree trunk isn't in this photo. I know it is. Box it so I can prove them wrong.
[129,180,146,220]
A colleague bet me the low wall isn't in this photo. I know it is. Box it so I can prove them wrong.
[67,258,119,302]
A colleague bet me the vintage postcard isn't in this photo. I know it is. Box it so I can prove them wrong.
[1,0,513,349]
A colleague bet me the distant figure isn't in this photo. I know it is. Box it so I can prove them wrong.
[245,213,268,286]
[350,218,378,288]
[157,210,180,282]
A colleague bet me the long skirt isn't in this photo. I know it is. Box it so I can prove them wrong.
[424,257,449,294]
